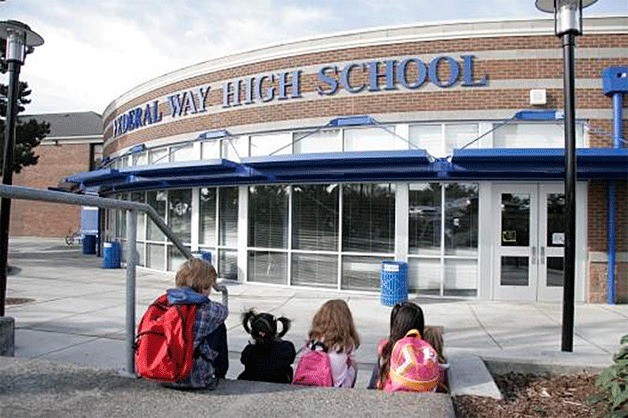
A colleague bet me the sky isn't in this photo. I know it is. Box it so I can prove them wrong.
[1,0,626,115]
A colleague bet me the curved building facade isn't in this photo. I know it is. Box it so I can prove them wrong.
[70,16,628,302]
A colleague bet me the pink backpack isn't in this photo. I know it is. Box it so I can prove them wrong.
[292,342,333,387]
[383,329,440,392]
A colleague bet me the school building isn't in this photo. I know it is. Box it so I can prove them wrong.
[15,16,628,303]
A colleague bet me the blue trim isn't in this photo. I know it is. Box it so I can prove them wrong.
[66,148,627,194]
[198,129,231,140]
[328,115,376,127]
[514,110,561,121]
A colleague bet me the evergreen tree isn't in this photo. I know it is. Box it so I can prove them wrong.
[0,38,49,174]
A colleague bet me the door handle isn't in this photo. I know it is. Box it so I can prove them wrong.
[540,246,545,265]
[531,246,537,265]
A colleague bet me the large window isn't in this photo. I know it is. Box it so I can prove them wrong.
[168,189,192,243]
[292,184,339,251]
[342,183,395,253]
[199,187,217,245]
[250,133,292,157]
[344,127,404,152]
[408,182,479,297]
[409,123,480,158]
[493,122,584,148]
[294,130,341,154]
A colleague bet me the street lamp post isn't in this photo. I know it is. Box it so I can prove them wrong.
[534,0,597,352]
[0,21,43,317]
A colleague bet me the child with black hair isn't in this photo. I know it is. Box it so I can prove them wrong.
[238,309,297,384]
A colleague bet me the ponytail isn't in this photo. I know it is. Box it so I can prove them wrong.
[241,309,256,335]
[276,316,291,339]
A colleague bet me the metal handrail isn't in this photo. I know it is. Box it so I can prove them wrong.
[0,184,228,375]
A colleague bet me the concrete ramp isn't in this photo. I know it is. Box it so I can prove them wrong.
[0,356,455,417]
[448,354,503,399]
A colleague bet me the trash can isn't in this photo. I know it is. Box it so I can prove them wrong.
[381,261,408,306]
[103,241,121,269]
[191,251,212,264]
[82,234,96,255]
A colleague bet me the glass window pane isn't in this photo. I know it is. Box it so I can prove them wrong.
[218,249,238,281]
[147,243,165,270]
[294,129,341,154]
[168,189,192,243]
[547,193,565,248]
[408,258,441,295]
[409,124,442,157]
[171,144,196,162]
[445,183,478,255]
[168,245,189,272]
[292,253,338,288]
[131,192,146,241]
[132,152,147,166]
[202,140,221,160]
[222,136,248,162]
[343,127,404,152]
[445,124,479,154]
[342,256,390,290]
[248,185,289,249]
[547,257,564,287]
[493,123,583,148]
[444,259,477,297]
[248,251,287,284]
[147,191,167,241]
[501,256,529,286]
[136,243,145,267]
[250,133,292,156]
[292,184,339,251]
[343,183,395,253]
[409,183,441,255]
[218,187,239,247]
[149,148,168,164]
[501,193,530,247]
[199,187,216,245]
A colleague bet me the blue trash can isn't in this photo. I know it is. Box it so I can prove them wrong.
[381,261,408,306]
[103,241,121,269]
[192,251,212,264]
[82,234,96,255]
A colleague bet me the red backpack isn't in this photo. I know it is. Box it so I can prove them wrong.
[292,342,334,387]
[134,294,197,382]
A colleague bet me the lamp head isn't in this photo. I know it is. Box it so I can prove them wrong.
[0,20,44,63]
[535,0,598,36]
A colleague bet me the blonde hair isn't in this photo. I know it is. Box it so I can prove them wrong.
[308,299,360,352]
[175,258,217,293]
[423,326,446,364]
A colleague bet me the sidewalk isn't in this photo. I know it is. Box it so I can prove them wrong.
[5,237,626,383]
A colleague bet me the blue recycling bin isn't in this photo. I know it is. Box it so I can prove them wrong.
[381,261,408,306]
[103,241,121,269]
[82,234,97,255]
[192,251,212,264]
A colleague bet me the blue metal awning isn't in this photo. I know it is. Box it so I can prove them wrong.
[242,150,434,182]
[64,148,626,194]
[449,148,628,180]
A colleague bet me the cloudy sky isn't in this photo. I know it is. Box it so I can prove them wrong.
[1,0,625,115]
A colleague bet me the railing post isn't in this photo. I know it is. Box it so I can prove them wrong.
[125,209,137,375]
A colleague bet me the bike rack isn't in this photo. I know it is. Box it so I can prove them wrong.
[0,184,228,376]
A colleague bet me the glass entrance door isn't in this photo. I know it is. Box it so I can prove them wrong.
[493,184,566,301]
[493,184,539,300]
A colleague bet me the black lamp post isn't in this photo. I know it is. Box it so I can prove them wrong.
[0,21,43,317]
[534,0,597,352]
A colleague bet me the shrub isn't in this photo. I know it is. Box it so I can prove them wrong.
[588,334,628,417]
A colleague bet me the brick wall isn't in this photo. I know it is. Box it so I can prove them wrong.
[10,143,91,237]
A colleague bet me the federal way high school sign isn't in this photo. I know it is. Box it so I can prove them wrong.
[113,55,488,138]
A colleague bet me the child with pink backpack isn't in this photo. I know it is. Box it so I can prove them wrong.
[293,299,360,388]
[368,301,440,392]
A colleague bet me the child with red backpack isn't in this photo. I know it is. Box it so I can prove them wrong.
[367,301,440,392]
[293,299,360,388]
[135,258,228,389]
[237,309,296,384]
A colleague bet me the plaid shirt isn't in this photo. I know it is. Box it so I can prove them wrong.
[188,299,228,388]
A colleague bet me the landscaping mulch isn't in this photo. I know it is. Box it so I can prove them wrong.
[453,372,608,417]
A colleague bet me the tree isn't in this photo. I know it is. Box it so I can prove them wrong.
[0,38,50,174]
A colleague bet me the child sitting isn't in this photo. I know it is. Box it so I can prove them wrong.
[165,258,228,389]
[370,301,440,392]
[238,309,296,384]
[423,326,449,393]
[296,299,360,388]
